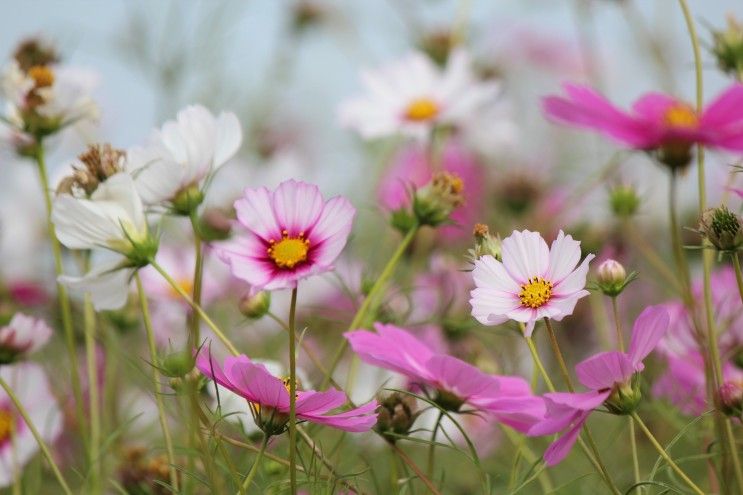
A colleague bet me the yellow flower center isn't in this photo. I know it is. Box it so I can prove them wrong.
[404,97,440,122]
[0,410,14,443]
[267,231,309,269]
[519,277,553,309]
[27,65,54,88]
[169,278,194,300]
[663,104,698,128]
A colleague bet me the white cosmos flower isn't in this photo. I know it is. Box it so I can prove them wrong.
[0,313,52,362]
[338,49,499,141]
[0,363,62,488]
[127,105,242,208]
[52,172,155,310]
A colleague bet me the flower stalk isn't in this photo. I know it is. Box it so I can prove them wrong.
[240,433,269,494]
[288,287,298,495]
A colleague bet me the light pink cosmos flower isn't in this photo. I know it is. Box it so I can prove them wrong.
[345,323,545,433]
[543,83,743,153]
[195,352,377,434]
[378,140,486,241]
[528,306,669,466]
[217,179,355,291]
[0,313,52,363]
[470,230,594,336]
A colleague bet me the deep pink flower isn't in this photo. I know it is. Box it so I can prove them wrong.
[345,323,545,432]
[470,229,594,336]
[195,352,377,434]
[528,306,669,466]
[378,140,486,241]
[543,83,743,153]
[217,179,355,291]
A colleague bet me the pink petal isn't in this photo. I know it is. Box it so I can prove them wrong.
[628,305,670,369]
[272,180,325,235]
[543,410,590,466]
[485,395,546,433]
[494,375,533,396]
[295,389,348,415]
[234,187,282,242]
[543,390,610,411]
[701,84,743,127]
[552,254,594,297]
[630,92,678,121]
[344,325,434,381]
[575,351,634,390]
[300,400,378,432]
[425,355,501,404]
[501,230,550,283]
[471,255,522,294]
[224,356,290,410]
[307,196,356,268]
[546,230,582,284]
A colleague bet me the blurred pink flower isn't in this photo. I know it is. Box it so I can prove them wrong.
[345,323,544,433]
[529,306,669,466]
[196,352,377,434]
[217,179,355,291]
[470,229,594,336]
[0,313,52,362]
[378,141,485,241]
[543,83,743,153]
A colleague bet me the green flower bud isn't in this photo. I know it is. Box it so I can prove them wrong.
[595,259,636,297]
[238,291,271,320]
[711,15,743,79]
[374,392,418,442]
[413,171,465,227]
[609,184,640,217]
[698,205,743,253]
[171,184,204,216]
[604,380,642,415]
[469,223,502,261]
[160,350,195,378]
[433,389,465,412]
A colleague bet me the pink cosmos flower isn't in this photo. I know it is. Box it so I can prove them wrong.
[345,323,545,433]
[0,313,52,362]
[470,230,594,336]
[378,140,486,241]
[543,83,743,154]
[195,352,377,434]
[528,306,669,466]
[217,179,355,291]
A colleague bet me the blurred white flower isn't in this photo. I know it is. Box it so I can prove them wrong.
[338,49,498,141]
[126,105,242,211]
[0,313,52,363]
[52,173,156,310]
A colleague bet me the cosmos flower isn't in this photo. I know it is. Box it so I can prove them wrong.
[196,352,377,435]
[52,172,157,310]
[217,179,355,291]
[345,323,545,432]
[0,362,63,487]
[528,306,669,466]
[338,49,499,141]
[126,105,242,212]
[543,83,743,167]
[0,313,52,363]
[469,229,594,336]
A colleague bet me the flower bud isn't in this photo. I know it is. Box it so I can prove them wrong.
[717,380,743,418]
[712,14,743,79]
[604,380,642,415]
[418,28,456,66]
[13,37,59,72]
[159,350,195,378]
[374,392,418,442]
[238,291,271,320]
[197,207,233,241]
[413,171,465,227]
[171,184,205,216]
[595,259,635,297]
[698,205,743,253]
[469,223,502,261]
[609,184,640,217]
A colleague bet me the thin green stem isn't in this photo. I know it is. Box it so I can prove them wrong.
[610,297,625,353]
[732,255,743,305]
[135,274,179,492]
[668,171,691,295]
[150,260,240,356]
[388,442,442,495]
[525,335,555,391]
[678,1,743,490]
[33,146,87,454]
[631,412,705,495]
[189,212,204,347]
[288,287,299,495]
[240,433,269,494]
[427,410,444,480]
[83,294,101,494]
[500,424,554,493]
[321,223,419,389]
[629,418,641,492]
[0,375,73,495]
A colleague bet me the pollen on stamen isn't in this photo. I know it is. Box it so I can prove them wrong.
[518,277,553,309]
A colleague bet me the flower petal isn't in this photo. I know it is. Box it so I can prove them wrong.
[628,305,670,369]
[575,351,634,390]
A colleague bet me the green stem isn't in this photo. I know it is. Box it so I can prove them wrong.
[427,410,444,480]
[135,273,179,492]
[389,442,442,495]
[610,297,625,353]
[631,412,705,495]
[500,424,554,493]
[150,260,240,356]
[0,375,73,495]
[629,418,641,492]
[732,255,743,305]
[321,223,419,389]
[83,294,101,494]
[525,335,555,391]
[189,212,204,347]
[678,1,743,490]
[288,287,298,495]
[240,433,269,493]
[33,146,87,454]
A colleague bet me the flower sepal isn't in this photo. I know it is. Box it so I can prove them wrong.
[433,389,465,412]
[374,392,419,443]
[603,378,642,416]
[171,184,205,216]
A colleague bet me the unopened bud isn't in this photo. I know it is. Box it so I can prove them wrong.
[604,380,642,415]
[239,291,271,320]
[609,184,640,217]
[160,350,195,378]
[13,37,59,72]
[171,184,205,216]
[374,392,418,442]
[418,28,456,66]
[712,14,743,79]
[413,171,465,227]
[717,381,743,418]
[595,259,635,297]
[698,205,743,252]
[470,223,502,261]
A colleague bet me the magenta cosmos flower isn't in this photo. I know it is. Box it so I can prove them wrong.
[470,230,594,336]
[196,352,377,435]
[528,306,669,466]
[345,323,545,432]
[543,83,743,166]
[217,179,355,291]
